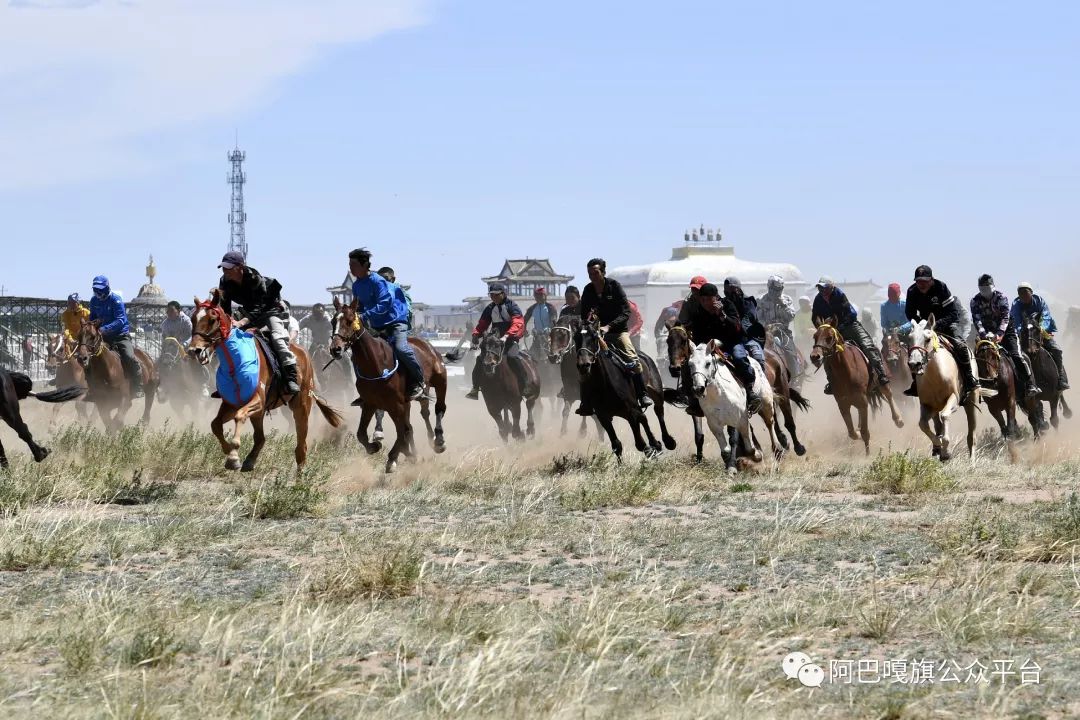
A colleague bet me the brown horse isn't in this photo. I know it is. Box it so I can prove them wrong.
[810,318,903,454]
[157,336,209,418]
[330,298,447,473]
[74,320,158,430]
[189,291,344,472]
[974,339,1021,461]
[470,328,541,442]
[1019,313,1072,437]
[310,342,354,407]
[882,330,914,406]
[547,314,594,437]
[45,333,89,422]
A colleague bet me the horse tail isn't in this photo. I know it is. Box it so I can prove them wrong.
[867,385,884,412]
[313,393,345,428]
[788,387,811,412]
[30,386,87,403]
[8,372,33,400]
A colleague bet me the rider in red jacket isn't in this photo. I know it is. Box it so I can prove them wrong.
[465,284,534,398]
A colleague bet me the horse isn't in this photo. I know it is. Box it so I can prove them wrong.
[810,317,904,455]
[45,333,89,422]
[687,340,780,475]
[157,336,209,418]
[527,328,561,417]
[74,320,158,430]
[664,325,708,461]
[907,315,982,461]
[310,342,354,407]
[974,338,1022,461]
[761,346,810,457]
[547,314,594,437]
[189,291,344,472]
[1019,313,1072,436]
[330,298,447,473]
[765,322,808,392]
[577,315,676,460]
[0,368,85,468]
[882,329,914,408]
[467,328,540,442]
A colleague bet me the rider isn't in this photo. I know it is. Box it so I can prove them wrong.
[377,267,414,331]
[348,248,426,401]
[880,283,909,337]
[904,265,981,403]
[684,283,762,413]
[628,298,644,352]
[1011,281,1069,391]
[465,283,535,399]
[61,293,90,342]
[576,258,652,414]
[971,274,1040,397]
[523,287,558,351]
[676,276,707,325]
[160,300,211,396]
[87,275,144,398]
[812,276,891,394]
[757,275,800,377]
[217,251,301,395]
[559,285,581,319]
[298,303,333,356]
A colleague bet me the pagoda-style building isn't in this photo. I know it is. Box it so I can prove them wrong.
[130,255,169,306]
[465,258,574,312]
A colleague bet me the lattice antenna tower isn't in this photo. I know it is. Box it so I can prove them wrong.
[227,143,248,260]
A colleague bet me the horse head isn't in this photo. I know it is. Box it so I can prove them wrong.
[189,289,230,366]
[548,316,578,364]
[809,316,843,368]
[906,314,937,377]
[883,329,907,365]
[479,330,505,375]
[45,333,64,369]
[159,336,185,369]
[330,297,362,358]
[1021,312,1044,356]
[576,313,603,374]
[666,324,692,376]
[74,319,104,369]
[975,338,1002,382]
[687,339,723,397]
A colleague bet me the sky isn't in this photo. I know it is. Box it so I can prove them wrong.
[2,0,1078,307]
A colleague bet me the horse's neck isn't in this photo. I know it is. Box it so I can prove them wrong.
[351,332,393,370]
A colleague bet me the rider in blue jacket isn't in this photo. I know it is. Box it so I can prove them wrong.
[87,275,143,398]
[1011,282,1069,391]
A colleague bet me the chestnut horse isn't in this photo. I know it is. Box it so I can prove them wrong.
[189,291,344,472]
[883,329,914,408]
[74,320,158,430]
[974,339,1021,462]
[45,333,89,422]
[810,318,903,454]
[330,298,447,473]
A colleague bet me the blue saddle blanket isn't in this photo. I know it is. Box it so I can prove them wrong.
[215,328,260,406]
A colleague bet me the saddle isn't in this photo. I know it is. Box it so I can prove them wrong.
[253,333,284,401]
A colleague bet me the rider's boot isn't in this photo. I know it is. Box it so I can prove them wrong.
[465,386,480,400]
[283,363,301,395]
[632,372,652,409]
[903,378,919,397]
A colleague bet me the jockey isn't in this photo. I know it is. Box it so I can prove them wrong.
[466,283,535,399]
[793,295,814,346]
[348,248,425,401]
[757,275,800,376]
[1011,281,1069,391]
[299,303,333,355]
[813,276,890,394]
[676,276,707,326]
[904,265,981,403]
[628,298,644,352]
[654,300,683,338]
[61,293,90,342]
[523,287,558,348]
[160,300,193,351]
[576,258,652,414]
[217,251,301,395]
[685,283,762,413]
[880,283,910,337]
[377,267,414,331]
[971,274,1039,397]
[559,285,581,319]
[87,275,144,398]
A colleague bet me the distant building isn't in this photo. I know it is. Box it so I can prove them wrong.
[463,258,575,314]
[129,255,169,307]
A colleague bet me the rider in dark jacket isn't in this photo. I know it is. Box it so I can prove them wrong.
[904,264,981,403]
[684,283,762,413]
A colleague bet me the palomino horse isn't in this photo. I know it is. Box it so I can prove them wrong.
[1019,313,1072,437]
[907,316,985,461]
[810,318,904,454]
[1,368,85,467]
[157,336,208,418]
[189,291,344,472]
[330,298,447,473]
[883,329,914,407]
[45,333,89,422]
[687,340,779,475]
[974,339,1021,461]
[74,320,158,430]
[547,314,594,437]
[577,315,676,460]
[470,329,540,442]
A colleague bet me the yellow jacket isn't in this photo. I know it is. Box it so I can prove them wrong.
[61,305,90,339]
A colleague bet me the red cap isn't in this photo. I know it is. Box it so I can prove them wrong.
[689,276,707,290]
[888,283,901,300]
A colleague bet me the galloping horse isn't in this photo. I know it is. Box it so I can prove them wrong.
[1,368,85,467]
[74,320,158,430]
[189,291,344,472]
[157,336,208,418]
[527,328,561,414]
[810,318,904,454]
[469,328,540,442]
[974,338,1022,460]
[547,314,592,437]
[578,315,676,460]
[883,329,914,406]
[45,333,89,422]
[664,325,707,461]
[907,316,982,461]
[765,322,808,391]
[330,298,447,473]
[1020,313,1072,436]
[310,342,354,407]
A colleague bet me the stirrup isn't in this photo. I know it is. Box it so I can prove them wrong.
[638,394,652,409]
[465,388,480,400]
[351,396,364,406]
[575,404,594,416]
[408,384,426,400]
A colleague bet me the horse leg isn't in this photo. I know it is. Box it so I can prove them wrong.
[291,396,311,470]
[917,404,938,457]
[720,425,737,472]
[1060,395,1073,419]
[0,436,6,468]
[629,416,649,455]
[385,412,412,474]
[758,403,783,462]
[211,406,242,470]
[560,398,570,436]
[597,414,623,461]
[141,376,156,425]
[525,396,537,438]
[738,415,763,464]
[837,400,859,441]
[637,413,662,456]
[241,412,267,472]
[0,401,48,463]
[1049,393,1060,429]
[419,397,434,444]
[355,405,380,454]
[652,398,677,451]
[693,416,705,463]
[938,411,953,462]
[433,395,447,454]
[373,409,385,443]
[881,385,905,428]
[856,398,871,455]
[779,394,806,456]
[965,403,977,459]
[510,399,525,441]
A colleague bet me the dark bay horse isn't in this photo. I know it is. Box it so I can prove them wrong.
[311,343,354,407]
[189,292,344,472]
[810,318,904,454]
[157,336,208,418]
[547,314,593,437]
[45,333,89,422]
[1,368,85,467]
[974,339,1021,461]
[469,329,540,442]
[664,325,707,461]
[578,316,675,460]
[1020,313,1072,436]
[74,320,158,430]
[330,298,447,473]
[883,329,914,407]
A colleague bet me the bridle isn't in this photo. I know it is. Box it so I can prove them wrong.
[907,327,941,371]
[666,325,691,368]
[548,322,576,363]
[330,310,399,382]
[192,301,232,347]
[812,323,846,358]
[74,326,106,363]
[975,338,1001,379]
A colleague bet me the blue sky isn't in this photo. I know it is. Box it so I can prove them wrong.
[2,0,1078,307]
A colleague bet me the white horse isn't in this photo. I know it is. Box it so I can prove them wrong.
[908,315,993,461]
[688,340,780,475]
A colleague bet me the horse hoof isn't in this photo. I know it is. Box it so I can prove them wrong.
[931,447,940,457]
[434,440,447,454]
[663,436,677,451]
[1064,407,1073,419]
[385,461,397,474]
[726,467,737,477]
[373,431,384,443]
[225,458,241,471]
[33,447,50,463]
[751,451,763,463]
[241,460,256,473]
[366,442,382,455]
[794,443,807,457]
[694,453,704,464]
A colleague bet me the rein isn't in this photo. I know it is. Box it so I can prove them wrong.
[334,313,400,382]
[812,324,846,357]
[548,325,575,362]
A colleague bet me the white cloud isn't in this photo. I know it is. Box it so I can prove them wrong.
[0,0,429,188]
